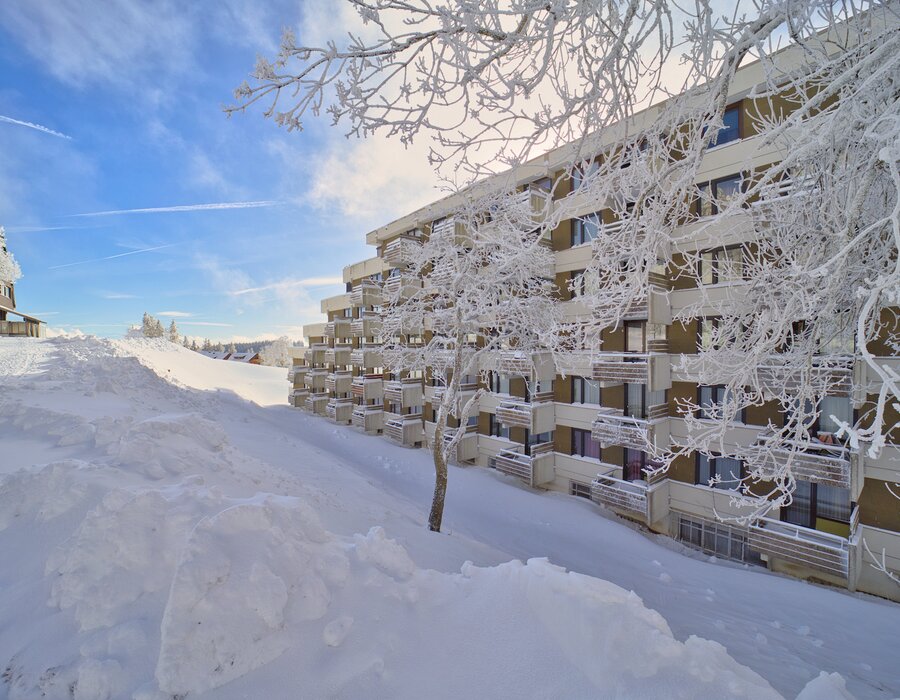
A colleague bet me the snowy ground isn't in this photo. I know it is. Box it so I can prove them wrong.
[0,337,896,700]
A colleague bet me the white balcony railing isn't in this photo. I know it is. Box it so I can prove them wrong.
[325,370,353,395]
[494,350,556,382]
[351,375,384,401]
[350,312,381,338]
[349,280,382,308]
[384,378,424,408]
[382,273,422,301]
[488,442,554,486]
[756,355,853,397]
[591,407,667,451]
[590,473,649,521]
[305,392,329,415]
[383,234,423,268]
[385,415,425,446]
[351,406,384,433]
[748,517,850,579]
[350,344,383,368]
[326,398,354,424]
[746,431,853,489]
[495,392,555,433]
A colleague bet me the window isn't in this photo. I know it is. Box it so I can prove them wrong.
[710,105,741,147]
[623,448,659,481]
[817,396,853,437]
[695,174,744,217]
[570,481,592,499]
[700,246,743,284]
[782,480,851,527]
[624,383,645,419]
[572,428,601,460]
[572,158,600,189]
[696,454,743,490]
[571,212,602,246]
[696,317,718,351]
[570,269,601,297]
[488,413,509,439]
[488,372,510,395]
[698,385,743,422]
[625,321,645,353]
[678,515,761,564]
[572,377,601,405]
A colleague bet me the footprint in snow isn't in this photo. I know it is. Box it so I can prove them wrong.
[755,633,767,645]
[770,620,781,629]
[658,572,672,583]
[797,625,810,636]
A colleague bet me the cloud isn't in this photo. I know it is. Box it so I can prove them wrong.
[0,115,72,139]
[69,201,279,217]
[178,321,233,327]
[156,311,193,318]
[99,292,138,300]
[230,276,343,296]
[49,243,178,270]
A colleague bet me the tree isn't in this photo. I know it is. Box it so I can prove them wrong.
[380,190,565,531]
[0,226,22,284]
[141,312,164,339]
[202,338,212,352]
[232,3,899,539]
[259,336,293,367]
[183,336,191,349]
[167,320,180,344]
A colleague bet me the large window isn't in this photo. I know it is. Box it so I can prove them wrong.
[572,428,600,460]
[570,269,601,297]
[710,104,742,148]
[487,413,509,439]
[696,454,743,490]
[782,480,851,527]
[488,372,510,395]
[700,246,744,285]
[698,385,744,422]
[571,158,600,189]
[572,377,601,405]
[695,174,744,217]
[678,515,761,564]
[571,212,602,246]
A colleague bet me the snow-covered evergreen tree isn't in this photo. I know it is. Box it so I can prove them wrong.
[167,320,180,344]
[259,336,292,367]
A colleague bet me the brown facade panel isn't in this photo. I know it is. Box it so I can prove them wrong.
[858,478,900,533]
[668,320,697,355]
[555,425,572,454]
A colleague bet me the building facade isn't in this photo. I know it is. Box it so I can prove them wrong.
[0,226,43,338]
[286,39,899,602]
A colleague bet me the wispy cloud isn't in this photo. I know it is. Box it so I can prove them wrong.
[179,321,233,327]
[0,114,72,140]
[69,201,280,217]
[5,225,81,234]
[231,276,344,296]
[49,243,178,270]
[157,310,193,317]
[99,292,138,300]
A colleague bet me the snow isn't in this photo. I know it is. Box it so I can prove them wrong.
[0,336,897,699]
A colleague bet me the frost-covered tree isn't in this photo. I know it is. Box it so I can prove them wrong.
[167,320,180,344]
[380,189,565,531]
[0,226,22,284]
[141,313,164,339]
[259,336,293,367]
[232,2,899,530]
[202,338,212,352]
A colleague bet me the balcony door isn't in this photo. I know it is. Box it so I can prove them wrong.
[624,383,645,419]
[625,321,645,353]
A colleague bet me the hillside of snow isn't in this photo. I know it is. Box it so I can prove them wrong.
[0,337,896,699]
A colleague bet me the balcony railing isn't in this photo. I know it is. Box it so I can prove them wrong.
[748,517,849,579]
[331,344,352,366]
[289,388,308,408]
[591,407,667,451]
[495,350,556,382]
[287,365,308,385]
[746,431,852,489]
[431,218,470,246]
[349,280,382,308]
[326,398,354,424]
[351,406,384,433]
[382,273,422,301]
[441,426,479,462]
[305,368,328,391]
[308,343,329,365]
[385,415,425,446]
[495,392,555,433]
[383,233,423,267]
[756,355,853,397]
[488,442,554,487]
[350,312,381,338]
[350,344,382,368]
[305,392,329,415]
[383,378,424,408]
[325,370,353,394]
[351,375,384,401]
[590,473,649,521]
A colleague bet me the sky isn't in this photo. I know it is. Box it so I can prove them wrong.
[0,0,441,342]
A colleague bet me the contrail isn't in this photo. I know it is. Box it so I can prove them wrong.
[70,201,279,217]
[49,243,178,270]
[231,276,344,296]
[0,115,72,139]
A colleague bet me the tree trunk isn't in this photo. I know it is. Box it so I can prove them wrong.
[428,421,448,532]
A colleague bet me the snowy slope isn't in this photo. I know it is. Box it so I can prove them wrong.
[0,337,895,699]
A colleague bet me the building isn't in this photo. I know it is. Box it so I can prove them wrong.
[286,22,899,601]
[0,227,44,338]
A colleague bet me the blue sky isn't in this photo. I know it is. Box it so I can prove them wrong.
[0,0,439,341]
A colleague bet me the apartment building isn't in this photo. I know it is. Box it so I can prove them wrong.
[287,36,899,602]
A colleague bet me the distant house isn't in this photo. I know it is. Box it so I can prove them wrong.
[0,227,44,338]
[228,352,261,365]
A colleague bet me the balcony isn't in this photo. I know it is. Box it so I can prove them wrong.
[305,392,329,415]
[325,370,353,395]
[384,378,424,408]
[441,426,479,463]
[289,388,308,408]
[746,431,853,489]
[431,218,470,246]
[383,233,423,267]
[748,517,849,580]
[305,369,328,391]
[349,280,383,308]
[385,415,425,446]
[495,350,556,382]
[495,392,555,433]
[590,473,649,522]
[350,312,381,338]
[591,352,671,392]
[591,407,668,451]
[287,365,308,386]
[327,343,352,366]
[351,375,384,401]
[350,344,382,369]
[488,442,554,487]
[351,406,384,433]
[382,273,422,301]
[756,355,853,398]
[431,382,479,413]
[326,398,354,424]
[308,343,329,365]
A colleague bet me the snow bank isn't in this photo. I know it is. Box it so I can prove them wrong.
[0,338,866,699]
